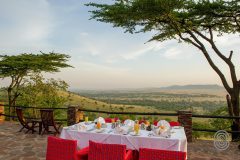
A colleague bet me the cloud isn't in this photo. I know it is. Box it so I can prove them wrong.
[80,32,89,36]
[121,42,164,60]
[0,0,54,54]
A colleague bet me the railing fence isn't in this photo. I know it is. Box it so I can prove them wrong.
[0,104,240,142]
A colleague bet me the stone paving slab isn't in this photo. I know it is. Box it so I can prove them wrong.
[0,121,239,160]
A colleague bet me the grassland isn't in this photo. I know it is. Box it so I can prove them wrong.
[77,88,227,115]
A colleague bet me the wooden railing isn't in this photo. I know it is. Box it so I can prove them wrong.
[1,104,240,142]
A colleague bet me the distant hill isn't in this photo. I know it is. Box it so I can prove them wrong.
[160,84,224,90]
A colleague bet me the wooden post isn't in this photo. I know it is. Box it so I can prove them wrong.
[67,106,77,126]
[178,110,192,142]
[0,102,4,122]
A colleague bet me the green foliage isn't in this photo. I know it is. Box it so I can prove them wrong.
[17,73,69,118]
[18,73,69,108]
[0,52,72,78]
[209,107,232,130]
[0,52,72,117]
[192,121,214,139]
[87,0,240,41]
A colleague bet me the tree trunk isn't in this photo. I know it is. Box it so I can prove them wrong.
[227,88,240,141]
[7,88,12,120]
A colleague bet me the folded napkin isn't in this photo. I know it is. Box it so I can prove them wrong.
[153,120,171,137]
[124,119,134,127]
[157,120,170,130]
[94,117,105,124]
[114,126,129,134]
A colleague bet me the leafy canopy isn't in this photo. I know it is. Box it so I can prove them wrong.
[87,0,240,42]
[0,52,72,78]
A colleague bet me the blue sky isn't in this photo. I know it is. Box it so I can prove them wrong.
[0,0,239,89]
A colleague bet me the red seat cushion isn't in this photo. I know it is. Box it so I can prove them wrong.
[139,120,145,124]
[153,120,158,126]
[88,141,127,160]
[139,148,186,160]
[105,117,119,123]
[76,147,89,160]
[169,121,180,127]
[46,136,77,160]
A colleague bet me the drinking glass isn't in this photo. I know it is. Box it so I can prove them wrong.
[85,116,88,122]
[134,120,139,134]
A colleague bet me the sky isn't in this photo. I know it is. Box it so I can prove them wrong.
[0,0,239,90]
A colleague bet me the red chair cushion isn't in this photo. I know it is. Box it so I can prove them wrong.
[88,141,127,160]
[76,147,89,160]
[46,136,77,160]
[153,120,158,126]
[169,121,180,127]
[105,117,119,123]
[139,148,186,160]
[139,120,145,124]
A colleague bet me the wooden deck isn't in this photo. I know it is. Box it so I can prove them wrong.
[0,121,239,160]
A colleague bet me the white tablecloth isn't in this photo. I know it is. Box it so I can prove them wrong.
[60,123,187,152]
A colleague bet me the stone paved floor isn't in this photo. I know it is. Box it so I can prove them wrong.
[0,121,239,160]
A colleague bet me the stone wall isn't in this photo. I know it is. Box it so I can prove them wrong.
[178,110,192,142]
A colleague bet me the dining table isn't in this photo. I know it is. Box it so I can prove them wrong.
[60,122,187,152]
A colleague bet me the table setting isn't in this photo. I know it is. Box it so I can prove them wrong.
[60,117,187,152]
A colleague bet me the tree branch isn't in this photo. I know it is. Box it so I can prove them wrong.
[193,28,238,87]
[186,30,232,93]
[229,50,233,60]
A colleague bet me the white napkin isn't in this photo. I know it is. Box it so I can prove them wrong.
[114,126,129,134]
[94,117,105,124]
[124,119,134,127]
[157,120,170,130]
[153,120,171,136]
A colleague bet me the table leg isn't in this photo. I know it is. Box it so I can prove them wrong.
[39,122,42,135]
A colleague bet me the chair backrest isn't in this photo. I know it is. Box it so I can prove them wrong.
[104,117,119,123]
[88,141,126,160]
[139,148,186,160]
[16,108,29,128]
[169,121,180,127]
[40,109,55,128]
[46,136,77,160]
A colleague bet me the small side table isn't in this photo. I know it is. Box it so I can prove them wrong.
[32,120,42,135]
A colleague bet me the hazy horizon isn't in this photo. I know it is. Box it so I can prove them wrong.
[0,0,239,90]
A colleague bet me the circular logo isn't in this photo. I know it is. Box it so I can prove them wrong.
[214,130,230,151]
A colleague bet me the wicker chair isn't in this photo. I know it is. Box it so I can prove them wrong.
[46,136,78,160]
[139,148,186,160]
[76,141,133,160]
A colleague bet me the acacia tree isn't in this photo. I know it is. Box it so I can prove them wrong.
[87,0,240,132]
[0,52,72,117]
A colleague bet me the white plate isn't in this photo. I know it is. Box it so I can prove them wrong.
[130,132,141,136]
[173,126,183,129]
[84,121,92,125]
[95,128,105,133]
